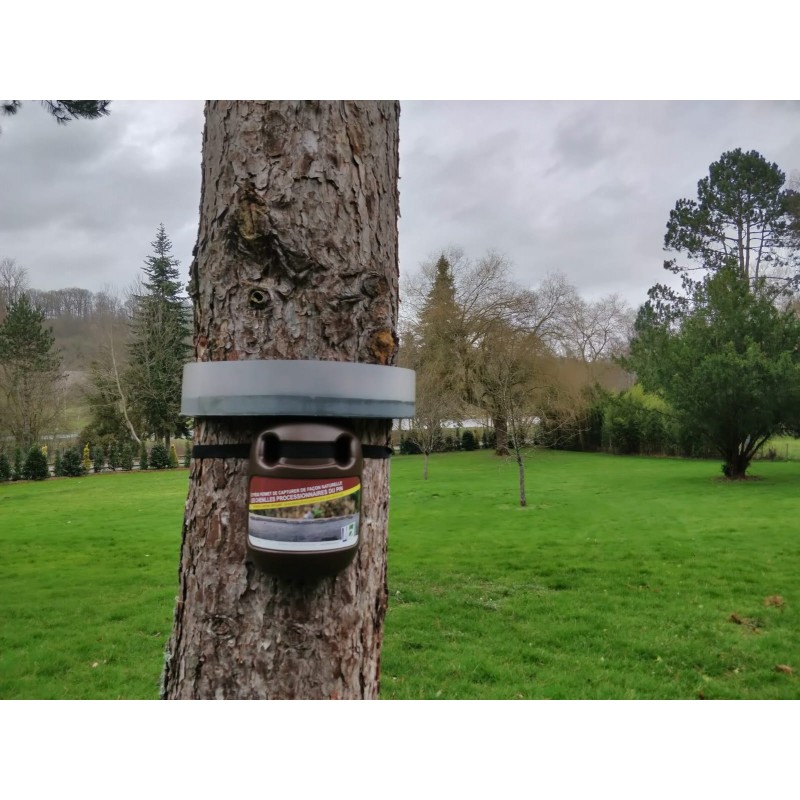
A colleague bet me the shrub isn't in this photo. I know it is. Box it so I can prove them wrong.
[169,444,179,469]
[60,447,86,477]
[482,429,496,450]
[107,442,120,471]
[399,435,421,455]
[150,442,170,470]
[461,430,477,451]
[23,446,49,480]
[92,445,105,473]
[139,444,149,471]
[119,443,134,471]
[12,448,23,481]
[603,395,643,455]
[182,444,191,468]
[0,452,10,481]
[82,444,91,473]
[53,450,63,477]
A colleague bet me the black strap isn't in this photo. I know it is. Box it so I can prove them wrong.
[192,443,392,460]
[192,444,251,459]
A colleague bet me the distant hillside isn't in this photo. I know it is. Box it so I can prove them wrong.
[48,314,126,371]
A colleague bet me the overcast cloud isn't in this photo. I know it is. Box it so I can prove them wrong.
[1,100,799,308]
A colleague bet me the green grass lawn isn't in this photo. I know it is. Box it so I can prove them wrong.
[2,452,799,699]
[0,471,185,699]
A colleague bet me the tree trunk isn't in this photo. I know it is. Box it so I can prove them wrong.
[162,101,400,699]
[494,414,510,456]
[722,450,750,480]
[423,451,429,480]
[517,450,527,507]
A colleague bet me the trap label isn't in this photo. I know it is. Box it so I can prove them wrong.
[248,476,361,553]
[249,476,360,509]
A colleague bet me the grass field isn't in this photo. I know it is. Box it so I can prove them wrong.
[1,451,799,699]
[762,435,800,461]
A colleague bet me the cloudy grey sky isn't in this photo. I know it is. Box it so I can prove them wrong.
[1,100,799,308]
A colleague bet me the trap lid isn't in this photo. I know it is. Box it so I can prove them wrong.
[181,359,415,419]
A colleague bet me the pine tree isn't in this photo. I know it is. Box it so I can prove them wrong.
[417,256,462,393]
[162,100,400,700]
[142,223,184,300]
[149,441,170,469]
[127,224,191,451]
[664,148,796,290]
[119,443,134,471]
[0,294,63,449]
[60,447,85,477]
[23,446,49,480]
[0,101,111,134]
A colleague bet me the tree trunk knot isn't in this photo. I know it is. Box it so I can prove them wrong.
[207,615,238,639]
[369,329,395,365]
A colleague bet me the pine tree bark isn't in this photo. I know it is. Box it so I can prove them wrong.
[162,101,400,699]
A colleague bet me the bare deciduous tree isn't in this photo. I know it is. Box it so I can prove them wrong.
[477,321,587,507]
[559,292,633,380]
[83,286,143,446]
[0,258,28,322]
[404,254,574,456]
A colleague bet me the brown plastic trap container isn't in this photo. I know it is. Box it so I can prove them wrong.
[247,422,363,579]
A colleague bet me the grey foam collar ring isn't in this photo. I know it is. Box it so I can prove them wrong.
[181,359,416,419]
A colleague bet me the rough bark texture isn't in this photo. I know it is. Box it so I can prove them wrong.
[162,101,400,699]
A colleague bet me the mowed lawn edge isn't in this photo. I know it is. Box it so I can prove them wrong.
[2,453,799,699]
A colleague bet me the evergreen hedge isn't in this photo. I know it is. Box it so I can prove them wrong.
[61,447,86,477]
[149,442,171,469]
[23,447,49,481]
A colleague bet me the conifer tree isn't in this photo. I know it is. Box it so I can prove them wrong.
[149,441,170,469]
[162,100,399,701]
[663,148,797,291]
[0,294,63,449]
[417,255,463,396]
[119,443,134,471]
[127,224,191,450]
[23,446,49,480]
[60,447,85,477]
[0,101,111,134]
